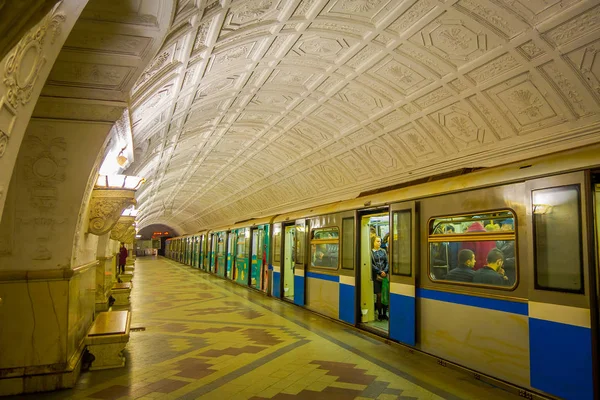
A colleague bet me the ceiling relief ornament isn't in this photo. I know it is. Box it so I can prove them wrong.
[110,216,136,244]
[3,4,65,109]
[88,189,136,236]
[129,0,600,232]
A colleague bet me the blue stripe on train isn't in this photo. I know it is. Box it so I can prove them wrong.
[306,271,339,282]
[294,275,305,305]
[272,271,280,298]
[389,293,415,346]
[529,318,593,400]
[417,288,528,315]
[339,283,355,324]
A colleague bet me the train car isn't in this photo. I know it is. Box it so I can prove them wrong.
[164,145,600,400]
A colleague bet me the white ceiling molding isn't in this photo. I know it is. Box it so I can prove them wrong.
[127,0,600,233]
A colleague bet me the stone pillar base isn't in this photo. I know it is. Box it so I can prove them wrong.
[112,290,130,306]
[95,300,110,312]
[87,342,127,370]
[119,272,133,282]
[0,346,84,396]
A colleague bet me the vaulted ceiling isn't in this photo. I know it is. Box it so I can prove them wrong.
[127,0,600,234]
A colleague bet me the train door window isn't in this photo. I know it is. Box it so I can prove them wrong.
[360,213,389,333]
[392,211,411,276]
[342,218,354,270]
[283,225,295,300]
[428,210,517,288]
[533,185,583,292]
[273,225,281,264]
[227,232,234,279]
[310,227,339,269]
[250,229,264,289]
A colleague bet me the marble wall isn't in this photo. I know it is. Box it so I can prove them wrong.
[67,262,96,364]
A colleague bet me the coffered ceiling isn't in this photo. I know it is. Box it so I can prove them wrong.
[127,0,600,234]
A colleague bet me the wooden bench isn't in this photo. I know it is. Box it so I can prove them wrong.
[85,311,130,370]
[119,271,133,283]
[111,282,132,306]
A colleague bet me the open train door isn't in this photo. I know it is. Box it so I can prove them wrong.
[526,172,595,400]
[389,201,418,346]
[294,219,308,306]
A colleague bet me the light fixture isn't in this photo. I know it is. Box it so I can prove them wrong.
[122,206,139,217]
[95,174,145,190]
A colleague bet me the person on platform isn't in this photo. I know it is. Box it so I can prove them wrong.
[119,243,128,275]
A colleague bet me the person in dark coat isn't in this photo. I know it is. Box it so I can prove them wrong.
[371,237,389,321]
[473,249,509,286]
[444,249,476,283]
[118,243,128,274]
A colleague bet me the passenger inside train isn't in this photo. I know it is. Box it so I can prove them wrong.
[429,211,516,287]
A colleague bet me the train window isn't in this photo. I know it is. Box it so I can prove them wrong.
[237,229,249,258]
[533,185,583,293]
[273,225,281,263]
[428,210,517,289]
[342,218,354,270]
[392,211,411,275]
[310,227,339,269]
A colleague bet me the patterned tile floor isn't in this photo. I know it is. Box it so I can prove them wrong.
[13,257,522,400]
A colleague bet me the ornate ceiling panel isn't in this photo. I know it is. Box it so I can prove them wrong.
[33,0,174,120]
[128,0,600,233]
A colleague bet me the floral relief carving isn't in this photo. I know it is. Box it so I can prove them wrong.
[519,41,545,59]
[110,216,136,243]
[457,0,516,37]
[88,190,136,236]
[134,50,172,89]
[21,131,69,260]
[387,0,434,34]
[466,53,520,84]
[341,0,383,13]
[294,0,316,17]
[545,6,600,46]
[3,6,65,109]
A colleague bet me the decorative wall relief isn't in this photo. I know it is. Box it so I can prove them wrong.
[21,131,68,260]
[3,5,65,109]
[110,216,136,244]
[0,96,17,158]
[88,190,136,236]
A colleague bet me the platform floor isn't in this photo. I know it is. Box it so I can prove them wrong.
[18,256,522,400]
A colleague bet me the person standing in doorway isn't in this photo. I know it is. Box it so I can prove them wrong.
[371,236,389,321]
[119,243,128,275]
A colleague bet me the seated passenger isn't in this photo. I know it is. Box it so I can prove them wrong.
[444,249,475,283]
[473,249,509,286]
[313,250,326,267]
[461,221,497,271]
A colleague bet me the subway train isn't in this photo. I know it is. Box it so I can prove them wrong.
[164,145,600,400]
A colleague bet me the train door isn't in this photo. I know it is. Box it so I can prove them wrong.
[525,172,595,400]
[592,178,600,400]
[250,228,265,290]
[358,211,389,334]
[226,231,234,279]
[235,228,250,285]
[388,201,417,346]
[208,233,217,273]
[294,220,308,305]
[199,235,205,270]
[216,233,226,277]
[282,223,296,302]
